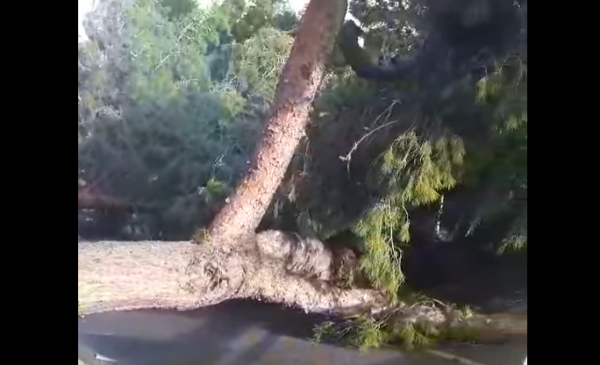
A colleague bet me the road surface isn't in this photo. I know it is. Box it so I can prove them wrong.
[78,300,527,365]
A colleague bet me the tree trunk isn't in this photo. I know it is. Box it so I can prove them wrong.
[207,0,348,244]
[78,230,386,316]
[79,0,367,318]
[78,0,526,343]
[78,230,526,343]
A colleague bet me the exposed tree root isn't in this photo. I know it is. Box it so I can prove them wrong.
[78,230,526,343]
[78,230,387,316]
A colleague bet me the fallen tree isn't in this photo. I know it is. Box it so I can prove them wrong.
[78,231,386,315]
[78,0,526,348]
[79,0,370,317]
[78,229,526,345]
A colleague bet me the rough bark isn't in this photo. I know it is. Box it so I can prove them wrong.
[77,0,526,343]
[78,230,386,316]
[207,0,348,244]
[78,231,526,343]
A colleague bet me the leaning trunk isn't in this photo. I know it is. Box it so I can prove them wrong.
[78,0,526,345]
[79,0,369,319]
[207,0,348,244]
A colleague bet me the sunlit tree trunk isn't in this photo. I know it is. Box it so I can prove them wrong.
[79,0,372,316]
[77,0,526,341]
[207,0,348,245]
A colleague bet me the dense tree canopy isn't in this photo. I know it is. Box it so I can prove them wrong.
[79,0,526,349]
[271,0,527,297]
[78,0,294,239]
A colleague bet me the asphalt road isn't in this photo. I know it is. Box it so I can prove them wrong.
[78,300,527,365]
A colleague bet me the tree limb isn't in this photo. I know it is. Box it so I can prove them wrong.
[78,230,526,343]
[337,20,417,82]
[78,230,387,316]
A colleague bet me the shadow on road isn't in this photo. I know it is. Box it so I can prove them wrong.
[78,299,524,365]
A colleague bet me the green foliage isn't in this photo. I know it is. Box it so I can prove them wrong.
[80,0,527,311]
[347,315,389,350]
[79,0,303,239]
[314,72,376,108]
[230,0,274,42]
[390,321,435,350]
[78,0,253,238]
[465,55,527,253]
[78,2,528,358]
[356,131,465,300]
[311,316,390,350]
[225,0,299,43]
[160,0,197,19]
[272,0,526,303]
[311,321,339,344]
[232,27,293,101]
[311,307,481,351]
